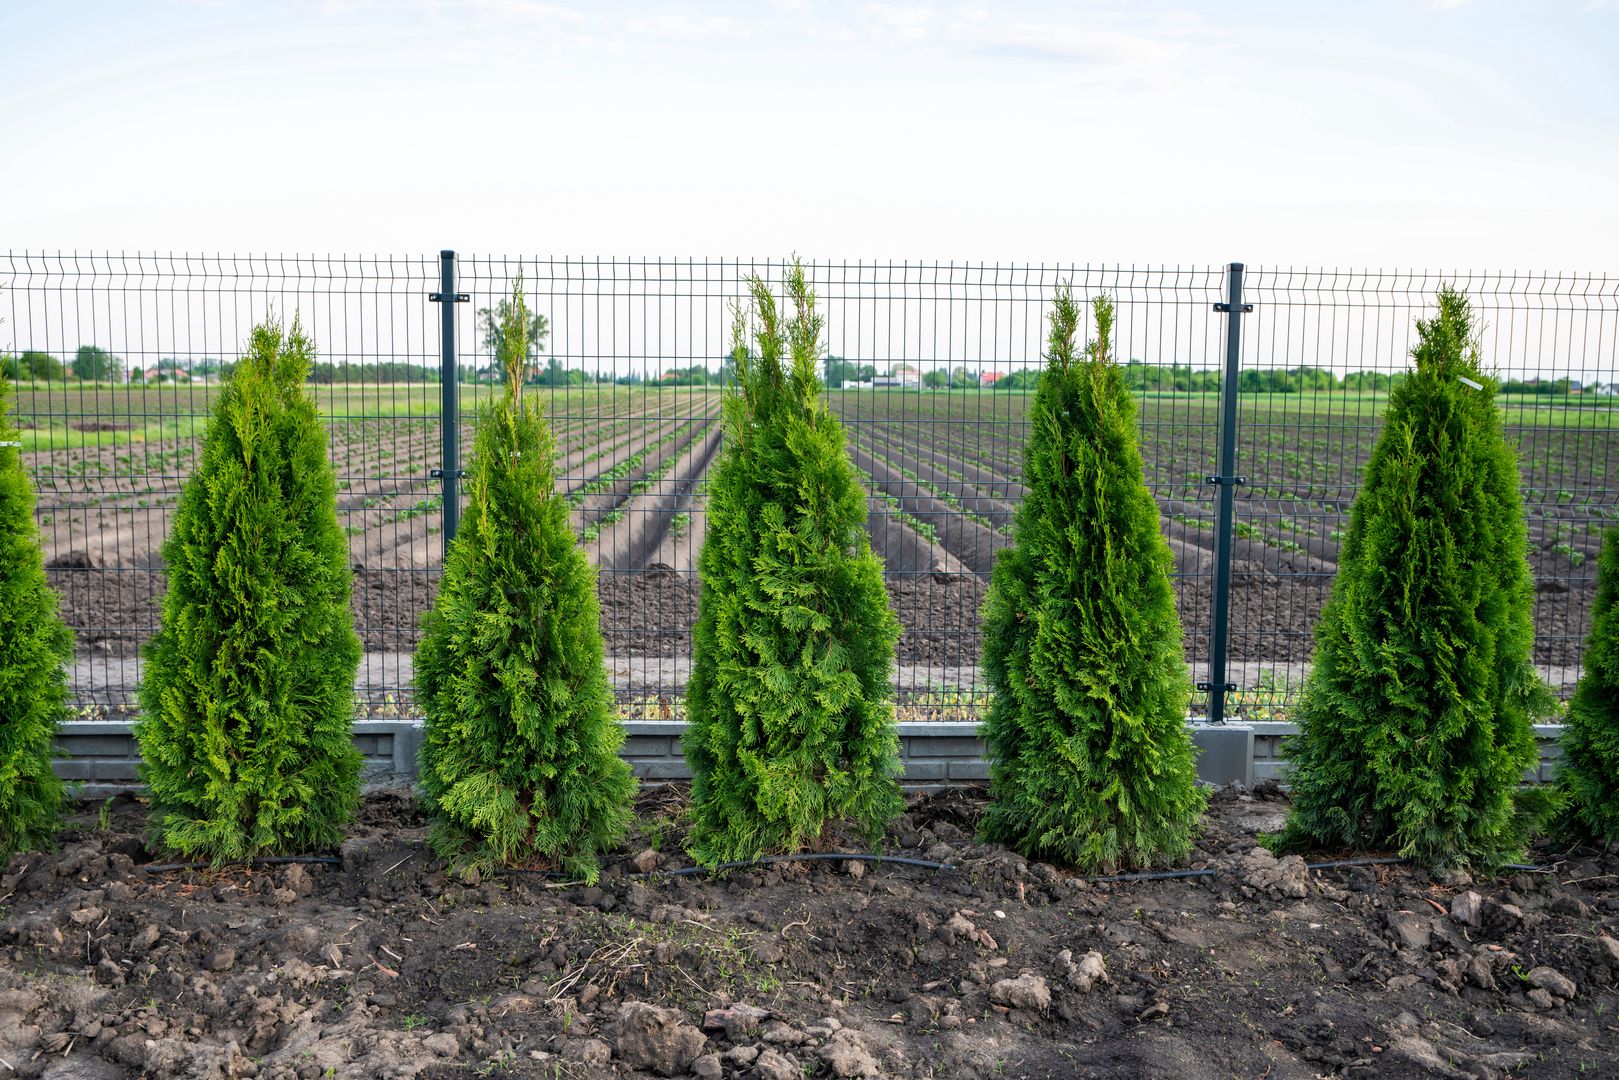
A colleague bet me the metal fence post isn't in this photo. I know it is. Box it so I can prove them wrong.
[430,249,468,557]
[1201,262,1251,724]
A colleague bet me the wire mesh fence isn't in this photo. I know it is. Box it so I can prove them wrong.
[4,253,1615,726]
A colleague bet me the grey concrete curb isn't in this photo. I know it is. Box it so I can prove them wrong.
[52,719,1568,799]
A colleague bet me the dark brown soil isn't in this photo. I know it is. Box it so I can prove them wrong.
[4,787,1618,1079]
[50,564,1596,676]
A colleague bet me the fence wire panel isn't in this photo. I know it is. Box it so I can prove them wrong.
[3,252,441,719]
[1234,268,1619,717]
[4,252,1614,724]
[453,258,1227,722]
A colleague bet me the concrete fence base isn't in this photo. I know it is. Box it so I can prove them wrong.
[52,720,1566,800]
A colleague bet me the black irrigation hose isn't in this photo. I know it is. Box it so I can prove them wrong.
[1082,868,1216,884]
[503,852,958,881]
[141,854,343,875]
[658,853,958,877]
[1078,856,1548,885]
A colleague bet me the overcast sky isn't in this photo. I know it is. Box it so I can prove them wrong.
[2,0,1617,269]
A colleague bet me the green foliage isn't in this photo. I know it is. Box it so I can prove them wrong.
[2,351,65,381]
[415,276,634,881]
[978,291,1205,873]
[135,317,361,861]
[0,378,72,854]
[477,296,548,384]
[683,261,903,865]
[1556,524,1619,844]
[1273,286,1555,869]
[71,345,119,382]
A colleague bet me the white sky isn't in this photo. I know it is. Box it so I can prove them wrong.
[3,0,1618,269]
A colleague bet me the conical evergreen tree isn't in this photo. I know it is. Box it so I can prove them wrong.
[978,290,1204,872]
[1556,523,1619,845]
[683,261,903,865]
[1274,286,1555,869]
[135,317,361,861]
[0,375,73,855]
[415,277,633,881]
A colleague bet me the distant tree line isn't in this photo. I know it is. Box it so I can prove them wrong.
[1,346,122,382]
[4,345,1600,399]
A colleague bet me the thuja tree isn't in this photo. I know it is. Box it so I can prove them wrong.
[0,376,73,854]
[1274,286,1554,868]
[135,318,361,861]
[684,261,902,865]
[415,277,633,880]
[978,290,1204,872]
[1557,523,1619,845]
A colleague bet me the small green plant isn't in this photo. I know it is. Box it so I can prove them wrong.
[978,290,1205,873]
[401,1013,429,1032]
[0,374,73,855]
[415,276,634,882]
[683,260,903,865]
[135,317,361,861]
[1227,670,1290,723]
[1273,286,1556,869]
[1552,542,1585,567]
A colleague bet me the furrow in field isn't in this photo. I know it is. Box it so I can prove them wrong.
[589,420,723,571]
[847,443,1008,576]
[346,404,696,571]
[569,403,723,541]
[846,426,1019,531]
[559,418,688,503]
[854,421,1026,502]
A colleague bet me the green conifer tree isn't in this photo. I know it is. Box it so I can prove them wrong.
[1274,286,1555,868]
[135,317,361,861]
[683,261,903,865]
[415,277,633,881]
[0,376,73,854]
[978,290,1205,872]
[1556,523,1619,845]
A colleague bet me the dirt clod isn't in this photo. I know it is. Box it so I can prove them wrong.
[752,1048,801,1080]
[1057,948,1108,992]
[1528,966,1577,1000]
[612,1001,707,1076]
[989,971,1050,1012]
[1451,889,1484,927]
[818,1028,881,1078]
[1237,846,1309,898]
[422,1032,459,1057]
[703,1002,770,1042]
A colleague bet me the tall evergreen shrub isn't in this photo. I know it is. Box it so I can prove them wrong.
[978,290,1204,872]
[415,278,633,880]
[1274,286,1554,868]
[1556,523,1619,845]
[135,318,361,861]
[683,261,903,865]
[0,376,72,854]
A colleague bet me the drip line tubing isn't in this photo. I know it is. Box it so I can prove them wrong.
[504,852,958,881]
[141,854,343,875]
[1078,856,1546,885]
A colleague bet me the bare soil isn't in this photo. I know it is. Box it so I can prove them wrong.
[4,787,1618,1080]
